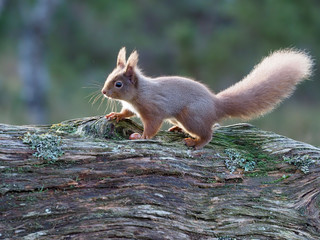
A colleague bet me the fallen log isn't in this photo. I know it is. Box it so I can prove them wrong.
[0,116,319,239]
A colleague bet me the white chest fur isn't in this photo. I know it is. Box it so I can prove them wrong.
[120,101,140,117]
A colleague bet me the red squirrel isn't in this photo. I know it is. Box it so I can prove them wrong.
[101,47,313,149]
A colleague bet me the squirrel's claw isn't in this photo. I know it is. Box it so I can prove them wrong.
[105,112,123,122]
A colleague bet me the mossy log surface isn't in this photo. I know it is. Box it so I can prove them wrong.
[0,116,319,240]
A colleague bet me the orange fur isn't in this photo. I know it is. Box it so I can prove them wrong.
[102,48,313,149]
[168,126,183,132]
[216,49,313,120]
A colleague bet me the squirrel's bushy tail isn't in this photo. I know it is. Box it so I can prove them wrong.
[216,49,313,120]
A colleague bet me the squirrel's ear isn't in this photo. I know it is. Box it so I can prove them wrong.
[117,47,126,68]
[125,50,139,84]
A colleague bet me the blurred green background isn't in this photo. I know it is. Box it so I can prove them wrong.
[0,0,319,146]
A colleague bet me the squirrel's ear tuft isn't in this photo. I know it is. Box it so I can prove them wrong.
[127,50,139,68]
[117,47,126,68]
[125,50,139,84]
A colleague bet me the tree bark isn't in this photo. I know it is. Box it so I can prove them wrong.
[0,116,319,239]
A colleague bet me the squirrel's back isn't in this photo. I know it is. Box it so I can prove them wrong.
[140,76,218,119]
[216,49,313,120]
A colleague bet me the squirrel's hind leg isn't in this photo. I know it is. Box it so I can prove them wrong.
[176,107,215,149]
[177,118,213,149]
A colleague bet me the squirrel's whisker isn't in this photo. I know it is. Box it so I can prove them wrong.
[88,93,99,105]
[92,94,102,105]
[85,90,100,101]
[97,95,105,110]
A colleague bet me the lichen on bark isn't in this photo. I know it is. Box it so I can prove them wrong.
[22,132,64,162]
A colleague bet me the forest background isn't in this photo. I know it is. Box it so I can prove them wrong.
[0,0,319,146]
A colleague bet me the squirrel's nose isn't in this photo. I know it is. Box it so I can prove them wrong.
[102,89,107,95]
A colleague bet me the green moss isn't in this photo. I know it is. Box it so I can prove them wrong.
[316,195,320,209]
[22,132,64,163]
[262,174,291,184]
[104,124,125,140]
[206,178,217,184]
[209,127,282,176]
[81,119,130,140]
[244,171,268,177]
[1,167,30,174]
[211,132,239,148]
[50,123,77,134]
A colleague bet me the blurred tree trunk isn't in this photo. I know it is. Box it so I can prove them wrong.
[18,0,60,124]
[0,0,6,15]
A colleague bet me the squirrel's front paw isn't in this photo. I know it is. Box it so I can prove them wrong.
[105,112,124,122]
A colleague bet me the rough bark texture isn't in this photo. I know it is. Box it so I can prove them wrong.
[0,116,319,240]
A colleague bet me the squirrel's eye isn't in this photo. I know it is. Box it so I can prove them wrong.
[115,81,122,88]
